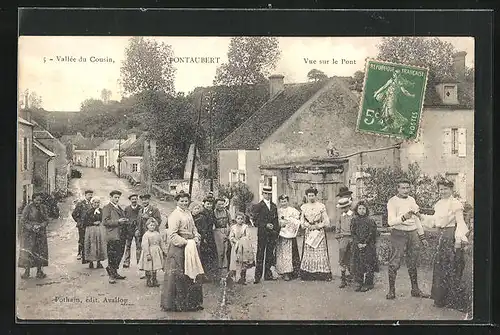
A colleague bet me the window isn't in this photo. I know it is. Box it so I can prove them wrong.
[23,137,28,171]
[443,127,467,157]
[170,185,177,191]
[229,169,246,184]
[442,84,458,104]
[22,185,28,204]
[132,163,138,172]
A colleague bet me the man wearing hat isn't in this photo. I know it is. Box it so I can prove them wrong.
[71,189,94,262]
[193,195,219,282]
[122,194,143,270]
[385,178,429,300]
[102,190,129,284]
[336,197,354,288]
[252,186,280,284]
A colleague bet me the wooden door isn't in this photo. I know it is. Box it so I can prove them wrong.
[99,156,105,168]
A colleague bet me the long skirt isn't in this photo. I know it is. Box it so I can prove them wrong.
[300,229,332,281]
[276,237,300,278]
[138,245,164,271]
[18,229,49,268]
[161,243,203,312]
[199,239,218,279]
[431,227,466,308]
[351,243,378,278]
[84,225,107,262]
[229,236,254,273]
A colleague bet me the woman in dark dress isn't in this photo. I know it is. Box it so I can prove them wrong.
[160,191,204,312]
[193,197,219,282]
[83,197,107,269]
[18,193,49,279]
[350,201,379,292]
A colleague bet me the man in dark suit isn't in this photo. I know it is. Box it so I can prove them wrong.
[252,186,280,284]
[102,190,129,284]
[71,189,93,262]
[137,194,162,234]
[122,194,142,270]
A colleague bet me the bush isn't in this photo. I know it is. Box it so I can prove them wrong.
[218,182,254,213]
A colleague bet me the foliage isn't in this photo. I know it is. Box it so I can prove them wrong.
[218,182,254,213]
[20,89,43,109]
[307,69,328,82]
[119,37,176,96]
[347,70,365,92]
[100,89,112,103]
[214,37,281,86]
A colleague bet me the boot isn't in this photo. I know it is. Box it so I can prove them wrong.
[106,266,116,284]
[409,268,430,298]
[114,267,126,280]
[339,271,347,288]
[145,271,153,287]
[365,272,375,290]
[88,262,94,269]
[96,261,103,269]
[151,271,159,287]
[386,268,396,299]
[21,268,30,279]
[36,267,46,279]
[238,270,247,285]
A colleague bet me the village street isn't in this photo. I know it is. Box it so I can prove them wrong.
[16,168,467,321]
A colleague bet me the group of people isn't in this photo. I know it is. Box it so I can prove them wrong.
[17,176,471,313]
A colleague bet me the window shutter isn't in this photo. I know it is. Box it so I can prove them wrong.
[458,173,467,200]
[228,171,233,184]
[271,176,278,203]
[458,128,467,157]
[442,128,452,156]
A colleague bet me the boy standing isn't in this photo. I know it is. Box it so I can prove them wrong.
[336,197,354,288]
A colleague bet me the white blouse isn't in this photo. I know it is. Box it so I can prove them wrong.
[422,197,469,244]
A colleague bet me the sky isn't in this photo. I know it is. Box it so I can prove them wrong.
[18,36,474,111]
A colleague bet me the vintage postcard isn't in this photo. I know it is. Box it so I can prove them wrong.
[17,35,474,321]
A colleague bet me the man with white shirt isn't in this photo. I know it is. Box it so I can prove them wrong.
[386,179,430,300]
[252,186,280,284]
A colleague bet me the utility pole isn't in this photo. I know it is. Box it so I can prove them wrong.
[117,138,121,178]
[189,92,203,196]
[209,92,214,192]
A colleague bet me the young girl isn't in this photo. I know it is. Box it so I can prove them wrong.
[229,212,254,285]
[350,201,379,292]
[138,218,167,287]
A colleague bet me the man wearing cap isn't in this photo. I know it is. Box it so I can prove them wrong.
[385,178,430,300]
[193,195,219,282]
[336,197,354,288]
[122,194,142,270]
[213,197,232,276]
[137,194,162,236]
[102,190,129,284]
[252,186,280,284]
[71,189,94,262]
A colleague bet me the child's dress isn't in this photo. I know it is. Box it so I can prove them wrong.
[350,215,379,279]
[138,230,167,271]
[229,224,254,273]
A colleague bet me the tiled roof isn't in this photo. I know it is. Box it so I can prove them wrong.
[217,80,329,150]
[18,117,34,126]
[34,130,55,139]
[34,140,56,157]
[121,135,145,157]
[94,139,121,150]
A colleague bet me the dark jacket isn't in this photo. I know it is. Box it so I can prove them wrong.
[138,205,162,235]
[83,208,103,228]
[350,215,379,274]
[124,204,142,237]
[252,200,280,237]
[102,203,126,241]
[72,199,92,228]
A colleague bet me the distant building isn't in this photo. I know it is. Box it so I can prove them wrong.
[17,116,34,210]
[93,133,137,171]
[119,134,145,183]
[34,128,71,195]
[60,133,105,167]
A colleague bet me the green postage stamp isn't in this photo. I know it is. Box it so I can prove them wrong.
[356,59,429,140]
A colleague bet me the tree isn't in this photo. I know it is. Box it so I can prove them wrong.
[101,89,112,103]
[349,70,365,92]
[80,98,105,114]
[307,69,328,82]
[376,37,459,82]
[218,182,254,213]
[119,37,176,96]
[20,89,43,109]
[214,37,281,86]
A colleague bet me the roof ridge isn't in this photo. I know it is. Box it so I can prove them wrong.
[217,89,283,149]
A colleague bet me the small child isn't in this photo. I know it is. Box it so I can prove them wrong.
[229,212,254,285]
[138,218,167,287]
[350,201,379,292]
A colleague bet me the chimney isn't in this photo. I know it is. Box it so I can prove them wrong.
[127,133,137,142]
[452,51,467,82]
[269,74,285,99]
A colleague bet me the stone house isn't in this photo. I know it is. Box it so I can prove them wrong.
[17,116,35,210]
[60,133,105,167]
[32,139,56,195]
[400,51,474,204]
[218,75,400,221]
[34,128,71,195]
[119,134,145,182]
[93,134,136,171]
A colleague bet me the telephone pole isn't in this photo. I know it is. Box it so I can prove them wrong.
[189,92,203,196]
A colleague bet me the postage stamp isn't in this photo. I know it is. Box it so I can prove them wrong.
[356,59,429,140]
